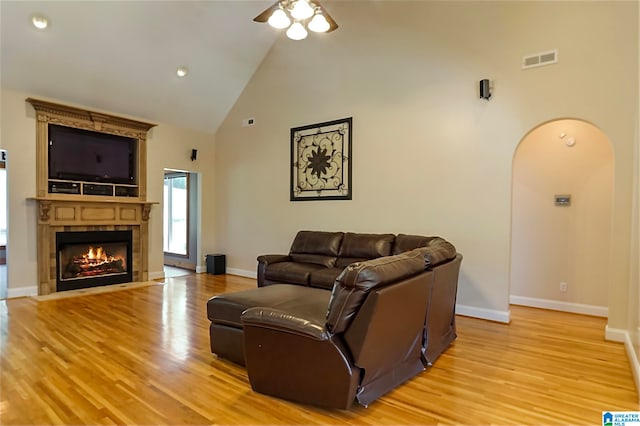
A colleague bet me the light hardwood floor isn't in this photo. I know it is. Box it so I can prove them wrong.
[1,273,637,425]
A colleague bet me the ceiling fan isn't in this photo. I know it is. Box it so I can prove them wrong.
[253,0,338,40]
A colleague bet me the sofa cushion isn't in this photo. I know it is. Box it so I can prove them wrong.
[290,231,344,257]
[208,284,330,327]
[393,234,439,255]
[309,267,344,290]
[326,249,426,334]
[265,262,326,285]
[337,233,395,263]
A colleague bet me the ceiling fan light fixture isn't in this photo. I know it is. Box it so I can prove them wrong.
[290,0,314,20]
[254,0,337,39]
[308,12,330,33]
[286,22,308,40]
[268,8,291,29]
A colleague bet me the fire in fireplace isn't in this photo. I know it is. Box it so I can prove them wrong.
[56,230,133,292]
[61,243,126,279]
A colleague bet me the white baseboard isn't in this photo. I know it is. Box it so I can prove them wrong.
[605,325,627,342]
[455,304,511,323]
[226,267,256,279]
[195,265,206,273]
[148,271,165,280]
[605,326,640,399]
[224,272,513,324]
[7,286,38,298]
[510,295,608,317]
[634,328,640,398]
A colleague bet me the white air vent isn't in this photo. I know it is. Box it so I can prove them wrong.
[522,49,558,69]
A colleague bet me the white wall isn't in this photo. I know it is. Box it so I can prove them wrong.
[630,2,640,387]
[510,119,613,312]
[147,125,216,278]
[0,89,217,295]
[631,113,640,395]
[214,1,638,324]
[1,91,38,296]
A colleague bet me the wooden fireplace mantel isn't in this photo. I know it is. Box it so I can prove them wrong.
[26,99,157,295]
[30,197,158,223]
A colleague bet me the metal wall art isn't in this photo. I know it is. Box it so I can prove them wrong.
[290,117,352,201]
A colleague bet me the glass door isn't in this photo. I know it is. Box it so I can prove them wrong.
[163,172,188,256]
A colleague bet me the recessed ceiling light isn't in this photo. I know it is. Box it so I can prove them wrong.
[176,67,189,77]
[31,14,49,30]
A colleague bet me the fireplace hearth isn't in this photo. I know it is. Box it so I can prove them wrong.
[56,230,133,292]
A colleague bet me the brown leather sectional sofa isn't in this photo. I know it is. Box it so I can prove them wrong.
[206,230,462,409]
[257,231,455,289]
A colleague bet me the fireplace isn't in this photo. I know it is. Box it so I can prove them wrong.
[28,99,155,295]
[55,230,133,292]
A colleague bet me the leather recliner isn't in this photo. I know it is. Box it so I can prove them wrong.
[241,248,438,409]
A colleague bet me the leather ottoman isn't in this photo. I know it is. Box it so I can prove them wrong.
[207,284,331,365]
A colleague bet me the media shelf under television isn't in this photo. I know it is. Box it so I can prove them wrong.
[48,180,139,198]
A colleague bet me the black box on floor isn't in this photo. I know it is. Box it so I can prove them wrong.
[206,254,226,275]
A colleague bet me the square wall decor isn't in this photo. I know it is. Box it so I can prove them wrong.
[290,117,352,201]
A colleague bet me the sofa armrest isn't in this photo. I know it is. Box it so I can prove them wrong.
[423,238,457,268]
[256,254,291,287]
[257,254,291,265]
[241,307,329,341]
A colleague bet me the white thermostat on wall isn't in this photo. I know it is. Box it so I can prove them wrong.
[555,194,571,206]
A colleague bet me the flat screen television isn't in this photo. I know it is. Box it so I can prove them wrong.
[48,124,137,185]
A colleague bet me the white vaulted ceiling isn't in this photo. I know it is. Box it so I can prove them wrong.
[1,1,279,134]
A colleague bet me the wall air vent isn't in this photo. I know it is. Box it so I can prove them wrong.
[522,49,558,69]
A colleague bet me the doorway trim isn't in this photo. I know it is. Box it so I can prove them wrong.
[162,168,202,273]
[509,118,614,318]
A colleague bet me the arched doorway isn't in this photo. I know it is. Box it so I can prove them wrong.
[510,119,614,316]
